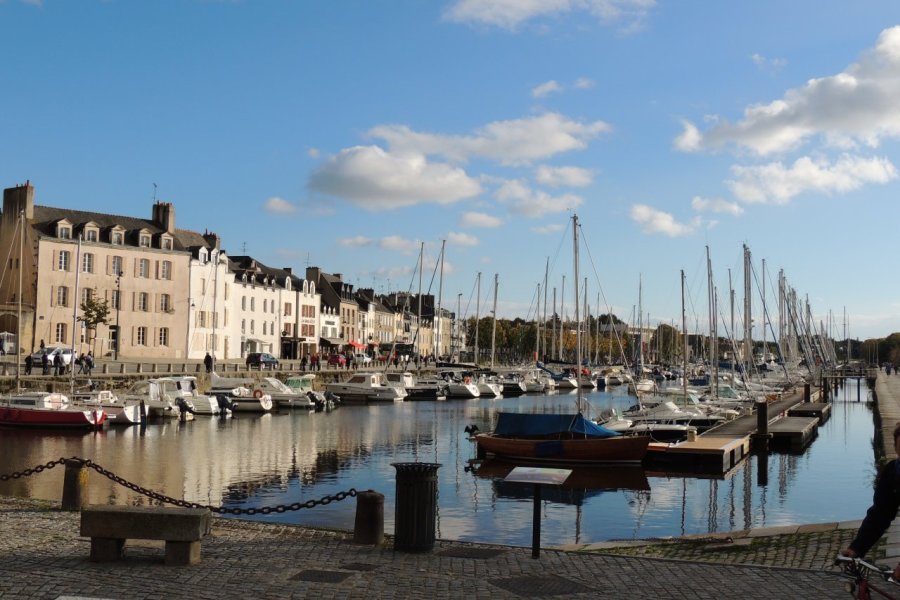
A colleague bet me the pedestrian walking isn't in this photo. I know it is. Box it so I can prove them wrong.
[204,352,213,374]
[24,354,32,375]
[41,352,49,375]
[300,355,308,371]
[53,353,63,376]
[85,351,94,376]
[39,339,45,351]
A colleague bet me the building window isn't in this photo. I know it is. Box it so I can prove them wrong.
[159,327,169,346]
[250,298,255,311]
[139,259,150,278]
[262,322,267,335]
[162,237,172,250]
[250,320,254,334]
[137,326,147,346]
[139,234,151,247]
[111,289,120,310]
[58,250,70,271]
[138,292,149,312]
[85,229,98,242]
[224,284,230,301]
[58,226,71,239]
[82,253,94,273]
[55,323,67,343]
[112,255,123,276]
[284,302,292,316]
[241,296,246,310]
[81,288,93,305]
[241,319,245,334]
[112,231,123,245]
[57,286,69,307]
[161,260,171,280]
[160,294,171,312]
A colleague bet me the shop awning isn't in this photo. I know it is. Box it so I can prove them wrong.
[349,341,366,349]
[320,337,346,346]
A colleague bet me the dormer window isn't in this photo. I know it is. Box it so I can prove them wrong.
[58,226,71,239]
[139,234,151,248]
[161,237,173,250]
[85,229,98,242]
[112,231,124,245]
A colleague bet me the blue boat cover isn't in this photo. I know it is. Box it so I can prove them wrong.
[493,412,621,438]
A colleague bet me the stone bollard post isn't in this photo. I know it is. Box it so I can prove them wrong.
[354,491,385,545]
[61,459,89,511]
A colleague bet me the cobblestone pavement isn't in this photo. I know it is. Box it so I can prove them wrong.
[0,495,861,600]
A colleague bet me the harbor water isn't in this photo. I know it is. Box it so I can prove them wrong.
[0,380,880,547]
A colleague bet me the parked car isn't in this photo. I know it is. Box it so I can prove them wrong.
[327,354,347,366]
[31,346,75,367]
[246,352,279,370]
[353,353,372,365]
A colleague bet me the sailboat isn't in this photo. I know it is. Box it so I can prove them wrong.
[473,215,650,464]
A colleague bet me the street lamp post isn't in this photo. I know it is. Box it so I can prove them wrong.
[114,271,122,360]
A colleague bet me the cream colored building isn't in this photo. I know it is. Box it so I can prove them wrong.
[0,183,195,359]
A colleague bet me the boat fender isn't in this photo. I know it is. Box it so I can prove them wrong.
[464,377,471,384]
[253,389,264,399]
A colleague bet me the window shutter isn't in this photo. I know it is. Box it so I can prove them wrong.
[134,258,138,276]
[52,250,58,271]
[155,261,159,279]
[50,286,55,307]
[106,255,111,275]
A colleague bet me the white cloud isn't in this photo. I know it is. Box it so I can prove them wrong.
[442,0,656,31]
[308,145,482,210]
[460,211,503,228]
[447,232,479,246]
[379,235,420,254]
[369,112,610,166]
[495,179,583,217]
[691,196,744,216]
[263,197,297,215]
[751,53,787,72]
[728,154,897,204]
[684,26,900,155]
[535,165,594,187]
[532,80,562,98]
[307,147,320,159]
[574,77,595,89]
[530,223,565,234]
[673,119,702,152]
[629,204,697,237]
[339,236,373,248]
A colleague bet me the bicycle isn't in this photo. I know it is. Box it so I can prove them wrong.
[836,554,900,599]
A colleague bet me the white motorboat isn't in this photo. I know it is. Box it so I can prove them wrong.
[170,376,232,417]
[119,378,194,420]
[475,374,502,398]
[325,372,406,404]
[208,373,274,412]
[255,376,315,410]
[71,388,141,425]
[440,371,480,399]
[284,374,337,411]
[384,372,447,401]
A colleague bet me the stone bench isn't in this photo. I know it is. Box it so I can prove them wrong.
[80,505,212,566]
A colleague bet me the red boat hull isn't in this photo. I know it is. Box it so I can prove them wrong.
[0,406,106,429]
[475,433,650,464]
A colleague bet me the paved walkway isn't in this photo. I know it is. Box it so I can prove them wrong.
[0,496,855,599]
[2,372,899,599]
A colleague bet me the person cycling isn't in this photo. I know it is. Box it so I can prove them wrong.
[842,421,900,581]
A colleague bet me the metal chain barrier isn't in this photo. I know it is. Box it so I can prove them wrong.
[0,457,68,481]
[0,457,358,515]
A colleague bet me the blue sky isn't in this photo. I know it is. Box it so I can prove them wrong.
[3,1,900,341]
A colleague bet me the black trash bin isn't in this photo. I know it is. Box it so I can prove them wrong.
[392,462,441,552]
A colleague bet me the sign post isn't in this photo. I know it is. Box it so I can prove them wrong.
[503,466,572,558]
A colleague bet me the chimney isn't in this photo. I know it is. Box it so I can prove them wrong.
[3,182,35,221]
[152,201,176,234]
[202,231,220,250]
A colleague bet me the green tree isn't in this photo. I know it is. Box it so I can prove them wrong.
[78,292,111,355]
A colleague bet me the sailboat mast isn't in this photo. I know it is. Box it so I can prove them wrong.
[417,242,424,359]
[542,257,549,363]
[16,211,24,393]
[474,272,481,365]
[681,270,688,397]
[572,214,583,412]
[490,274,498,369]
[559,275,565,361]
[70,234,83,393]
[534,283,541,360]
[436,240,445,360]
[743,244,752,373]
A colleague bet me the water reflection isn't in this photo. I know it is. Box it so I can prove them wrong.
[0,381,880,547]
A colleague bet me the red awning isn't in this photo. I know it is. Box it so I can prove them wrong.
[349,341,366,349]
